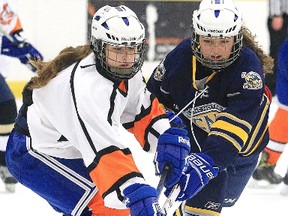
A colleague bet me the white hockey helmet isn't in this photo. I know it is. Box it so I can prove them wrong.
[90,5,146,80]
[192,0,243,70]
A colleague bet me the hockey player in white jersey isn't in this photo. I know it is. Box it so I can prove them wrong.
[0,0,42,192]
[4,5,199,215]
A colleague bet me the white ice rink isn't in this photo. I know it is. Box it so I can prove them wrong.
[2,175,288,216]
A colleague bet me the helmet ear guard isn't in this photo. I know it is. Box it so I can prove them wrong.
[191,0,243,70]
[90,5,146,80]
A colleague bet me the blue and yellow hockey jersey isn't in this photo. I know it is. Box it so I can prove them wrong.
[147,38,271,170]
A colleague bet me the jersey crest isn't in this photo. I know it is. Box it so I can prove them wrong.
[182,102,225,133]
[241,71,263,90]
[153,59,166,81]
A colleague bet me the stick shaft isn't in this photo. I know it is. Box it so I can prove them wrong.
[157,165,169,194]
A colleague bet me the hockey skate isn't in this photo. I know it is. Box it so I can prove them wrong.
[280,173,288,196]
[249,165,283,188]
[0,166,18,193]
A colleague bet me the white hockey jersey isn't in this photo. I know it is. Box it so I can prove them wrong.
[27,53,170,208]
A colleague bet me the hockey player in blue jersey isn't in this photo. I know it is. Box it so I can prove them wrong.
[0,0,43,192]
[147,0,274,215]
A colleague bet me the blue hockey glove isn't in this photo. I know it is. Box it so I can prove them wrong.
[165,153,219,201]
[123,183,164,216]
[165,110,186,128]
[1,32,43,72]
[155,127,191,188]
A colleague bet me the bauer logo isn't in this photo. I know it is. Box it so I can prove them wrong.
[188,154,215,179]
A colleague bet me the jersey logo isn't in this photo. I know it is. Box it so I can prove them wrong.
[241,71,263,90]
[224,198,237,204]
[204,201,221,210]
[153,59,166,81]
[182,102,225,133]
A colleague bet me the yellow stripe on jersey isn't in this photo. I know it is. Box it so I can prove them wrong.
[192,55,217,90]
[218,112,252,131]
[241,95,270,155]
[175,209,181,216]
[209,131,242,151]
[185,206,221,216]
[211,120,248,144]
[192,55,197,89]
[242,124,268,156]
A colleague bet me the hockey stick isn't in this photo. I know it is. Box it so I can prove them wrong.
[161,184,181,215]
[156,165,174,215]
[156,166,181,215]
[157,86,209,214]
[157,165,169,194]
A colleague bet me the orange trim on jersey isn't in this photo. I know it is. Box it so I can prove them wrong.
[118,80,127,94]
[0,3,22,33]
[89,150,140,197]
[269,107,288,143]
[10,17,22,34]
[128,98,165,148]
[88,192,130,215]
[263,148,282,165]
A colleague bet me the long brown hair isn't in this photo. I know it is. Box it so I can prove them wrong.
[29,44,93,89]
[242,27,273,75]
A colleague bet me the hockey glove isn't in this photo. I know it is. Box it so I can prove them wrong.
[165,153,219,201]
[123,183,164,216]
[166,110,186,128]
[1,31,43,72]
[155,127,191,188]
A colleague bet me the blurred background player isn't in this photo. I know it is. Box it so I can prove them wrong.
[147,0,273,214]
[0,0,42,192]
[265,0,288,95]
[252,38,288,195]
